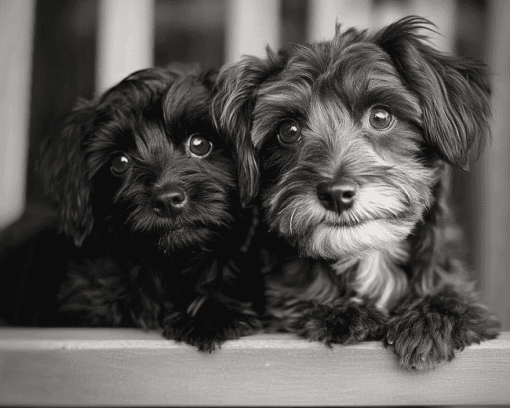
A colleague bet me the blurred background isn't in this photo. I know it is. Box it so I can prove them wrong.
[0,0,509,329]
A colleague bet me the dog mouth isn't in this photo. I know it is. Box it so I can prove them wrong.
[322,213,407,229]
[326,220,362,228]
[145,217,191,236]
[156,221,225,254]
[159,220,216,236]
[322,211,371,228]
[323,218,372,230]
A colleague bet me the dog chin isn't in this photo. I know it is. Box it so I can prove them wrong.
[157,225,222,254]
[298,219,415,260]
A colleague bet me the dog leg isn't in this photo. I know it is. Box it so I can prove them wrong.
[385,286,501,370]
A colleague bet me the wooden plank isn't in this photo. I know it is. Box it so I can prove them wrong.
[224,0,281,63]
[96,0,154,93]
[0,0,35,230]
[0,329,508,406]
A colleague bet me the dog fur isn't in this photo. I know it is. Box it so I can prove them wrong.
[214,16,501,369]
[0,65,262,351]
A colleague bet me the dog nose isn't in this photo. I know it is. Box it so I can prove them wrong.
[151,185,188,218]
[317,180,357,213]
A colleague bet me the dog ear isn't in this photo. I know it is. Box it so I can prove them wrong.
[374,16,491,170]
[39,100,96,247]
[213,49,285,207]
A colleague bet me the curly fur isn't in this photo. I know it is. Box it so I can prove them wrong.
[214,16,500,369]
[0,65,262,351]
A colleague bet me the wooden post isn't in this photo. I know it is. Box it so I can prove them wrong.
[408,0,456,52]
[0,0,35,230]
[225,0,281,63]
[307,0,373,41]
[96,0,154,93]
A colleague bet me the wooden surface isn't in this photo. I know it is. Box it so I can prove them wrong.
[0,329,508,406]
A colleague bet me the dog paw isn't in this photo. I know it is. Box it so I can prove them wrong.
[296,301,387,345]
[386,313,454,370]
[386,290,501,370]
[162,300,261,352]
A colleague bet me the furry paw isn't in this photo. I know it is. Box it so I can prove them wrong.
[386,289,501,370]
[162,300,261,352]
[296,301,387,345]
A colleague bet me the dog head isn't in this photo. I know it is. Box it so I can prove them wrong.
[214,16,490,260]
[41,65,238,256]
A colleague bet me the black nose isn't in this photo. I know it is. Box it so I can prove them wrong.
[151,185,188,218]
[317,180,357,213]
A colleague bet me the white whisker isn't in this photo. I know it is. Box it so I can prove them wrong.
[289,208,297,236]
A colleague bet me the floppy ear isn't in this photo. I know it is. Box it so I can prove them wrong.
[39,100,96,247]
[213,49,285,207]
[374,16,491,170]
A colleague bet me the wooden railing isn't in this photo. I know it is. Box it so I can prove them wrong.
[0,328,509,405]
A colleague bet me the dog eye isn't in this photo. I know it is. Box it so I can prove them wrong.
[369,107,393,130]
[188,134,213,158]
[110,154,130,176]
[277,121,301,145]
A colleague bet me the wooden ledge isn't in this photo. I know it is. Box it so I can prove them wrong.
[0,328,509,406]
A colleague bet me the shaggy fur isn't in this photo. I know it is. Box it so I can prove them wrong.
[214,16,501,369]
[0,65,262,351]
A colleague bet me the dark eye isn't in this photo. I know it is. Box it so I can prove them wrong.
[277,121,301,145]
[188,134,213,158]
[369,107,393,130]
[110,154,130,176]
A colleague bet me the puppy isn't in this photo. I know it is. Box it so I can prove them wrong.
[0,65,261,351]
[214,16,500,369]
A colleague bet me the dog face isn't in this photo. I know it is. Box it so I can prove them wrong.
[42,66,237,256]
[215,17,490,260]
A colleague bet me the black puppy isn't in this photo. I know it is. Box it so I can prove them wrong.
[0,65,261,351]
